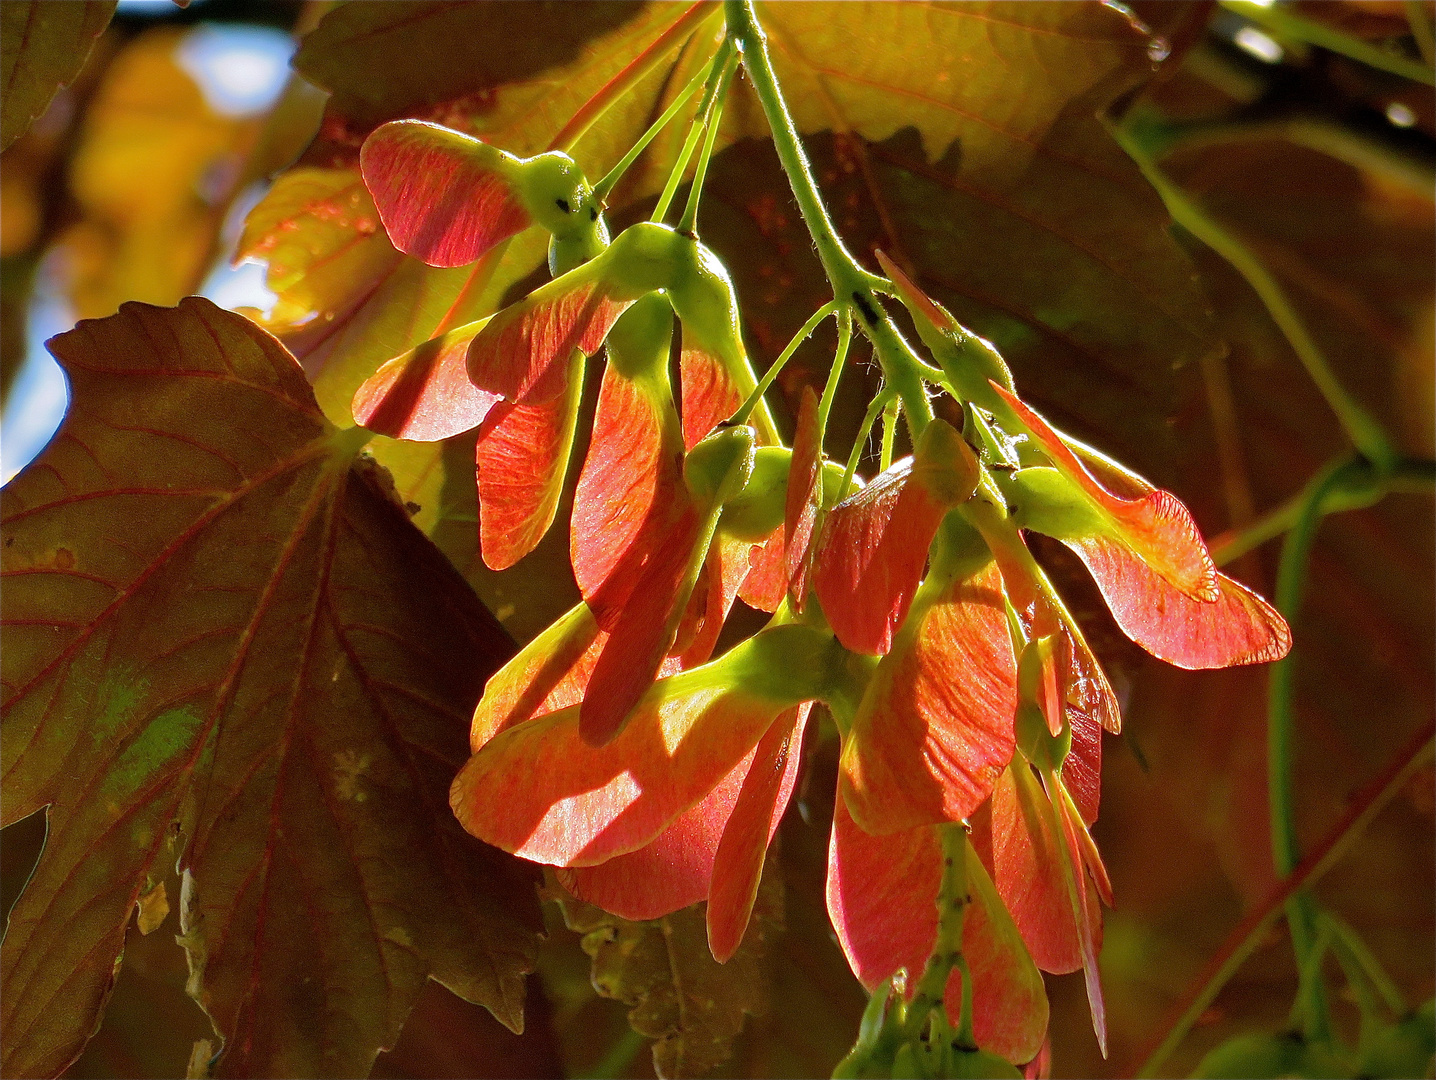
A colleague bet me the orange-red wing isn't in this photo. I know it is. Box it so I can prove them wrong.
[840,562,1017,833]
[558,747,753,921]
[1065,536,1292,669]
[676,533,753,669]
[468,269,634,403]
[679,342,744,451]
[826,800,1048,1065]
[707,704,810,962]
[815,420,976,655]
[360,120,530,268]
[476,351,584,570]
[451,640,812,867]
[577,500,704,746]
[973,765,1102,979]
[1063,696,1102,827]
[784,387,823,611]
[572,361,686,626]
[993,383,1218,603]
[737,526,786,613]
[351,316,501,440]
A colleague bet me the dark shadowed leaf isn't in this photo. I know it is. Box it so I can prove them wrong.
[0,299,540,1078]
[548,868,783,1079]
[293,2,651,131]
[0,0,114,151]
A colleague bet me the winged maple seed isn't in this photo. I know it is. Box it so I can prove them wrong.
[340,111,1292,1068]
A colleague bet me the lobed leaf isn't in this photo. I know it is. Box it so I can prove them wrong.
[293,2,651,133]
[295,2,1217,456]
[0,300,540,1078]
[552,863,784,1079]
[239,169,544,422]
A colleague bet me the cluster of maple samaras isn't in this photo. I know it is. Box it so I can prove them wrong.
[353,120,1291,1062]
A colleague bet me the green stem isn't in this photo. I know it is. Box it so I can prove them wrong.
[815,311,853,441]
[652,38,733,224]
[905,825,971,1042]
[1112,122,1397,471]
[1291,919,1336,1040]
[588,1025,647,1080]
[1221,0,1435,85]
[1133,723,1435,1078]
[1126,105,1436,197]
[731,302,836,428]
[1268,456,1367,1037]
[677,49,737,233]
[723,0,934,436]
[1269,458,1367,877]
[879,396,899,472]
[1321,910,1408,1017]
[594,64,710,201]
[953,954,976,1049]
[839,388,892,499]
[1210,458,1435,565]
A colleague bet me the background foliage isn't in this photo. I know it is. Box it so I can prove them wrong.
[1,1,1431,1078]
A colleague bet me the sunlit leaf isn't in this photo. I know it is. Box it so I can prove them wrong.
[0,0,114,151]
[0,299,539,1078]
[59,28,256,320]
[238,167,545,427]
[550,863,784,1079]
[237,167,550,578]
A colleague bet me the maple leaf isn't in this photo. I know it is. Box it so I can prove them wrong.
[548,863,785,1079]
[0,298,540,1078]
